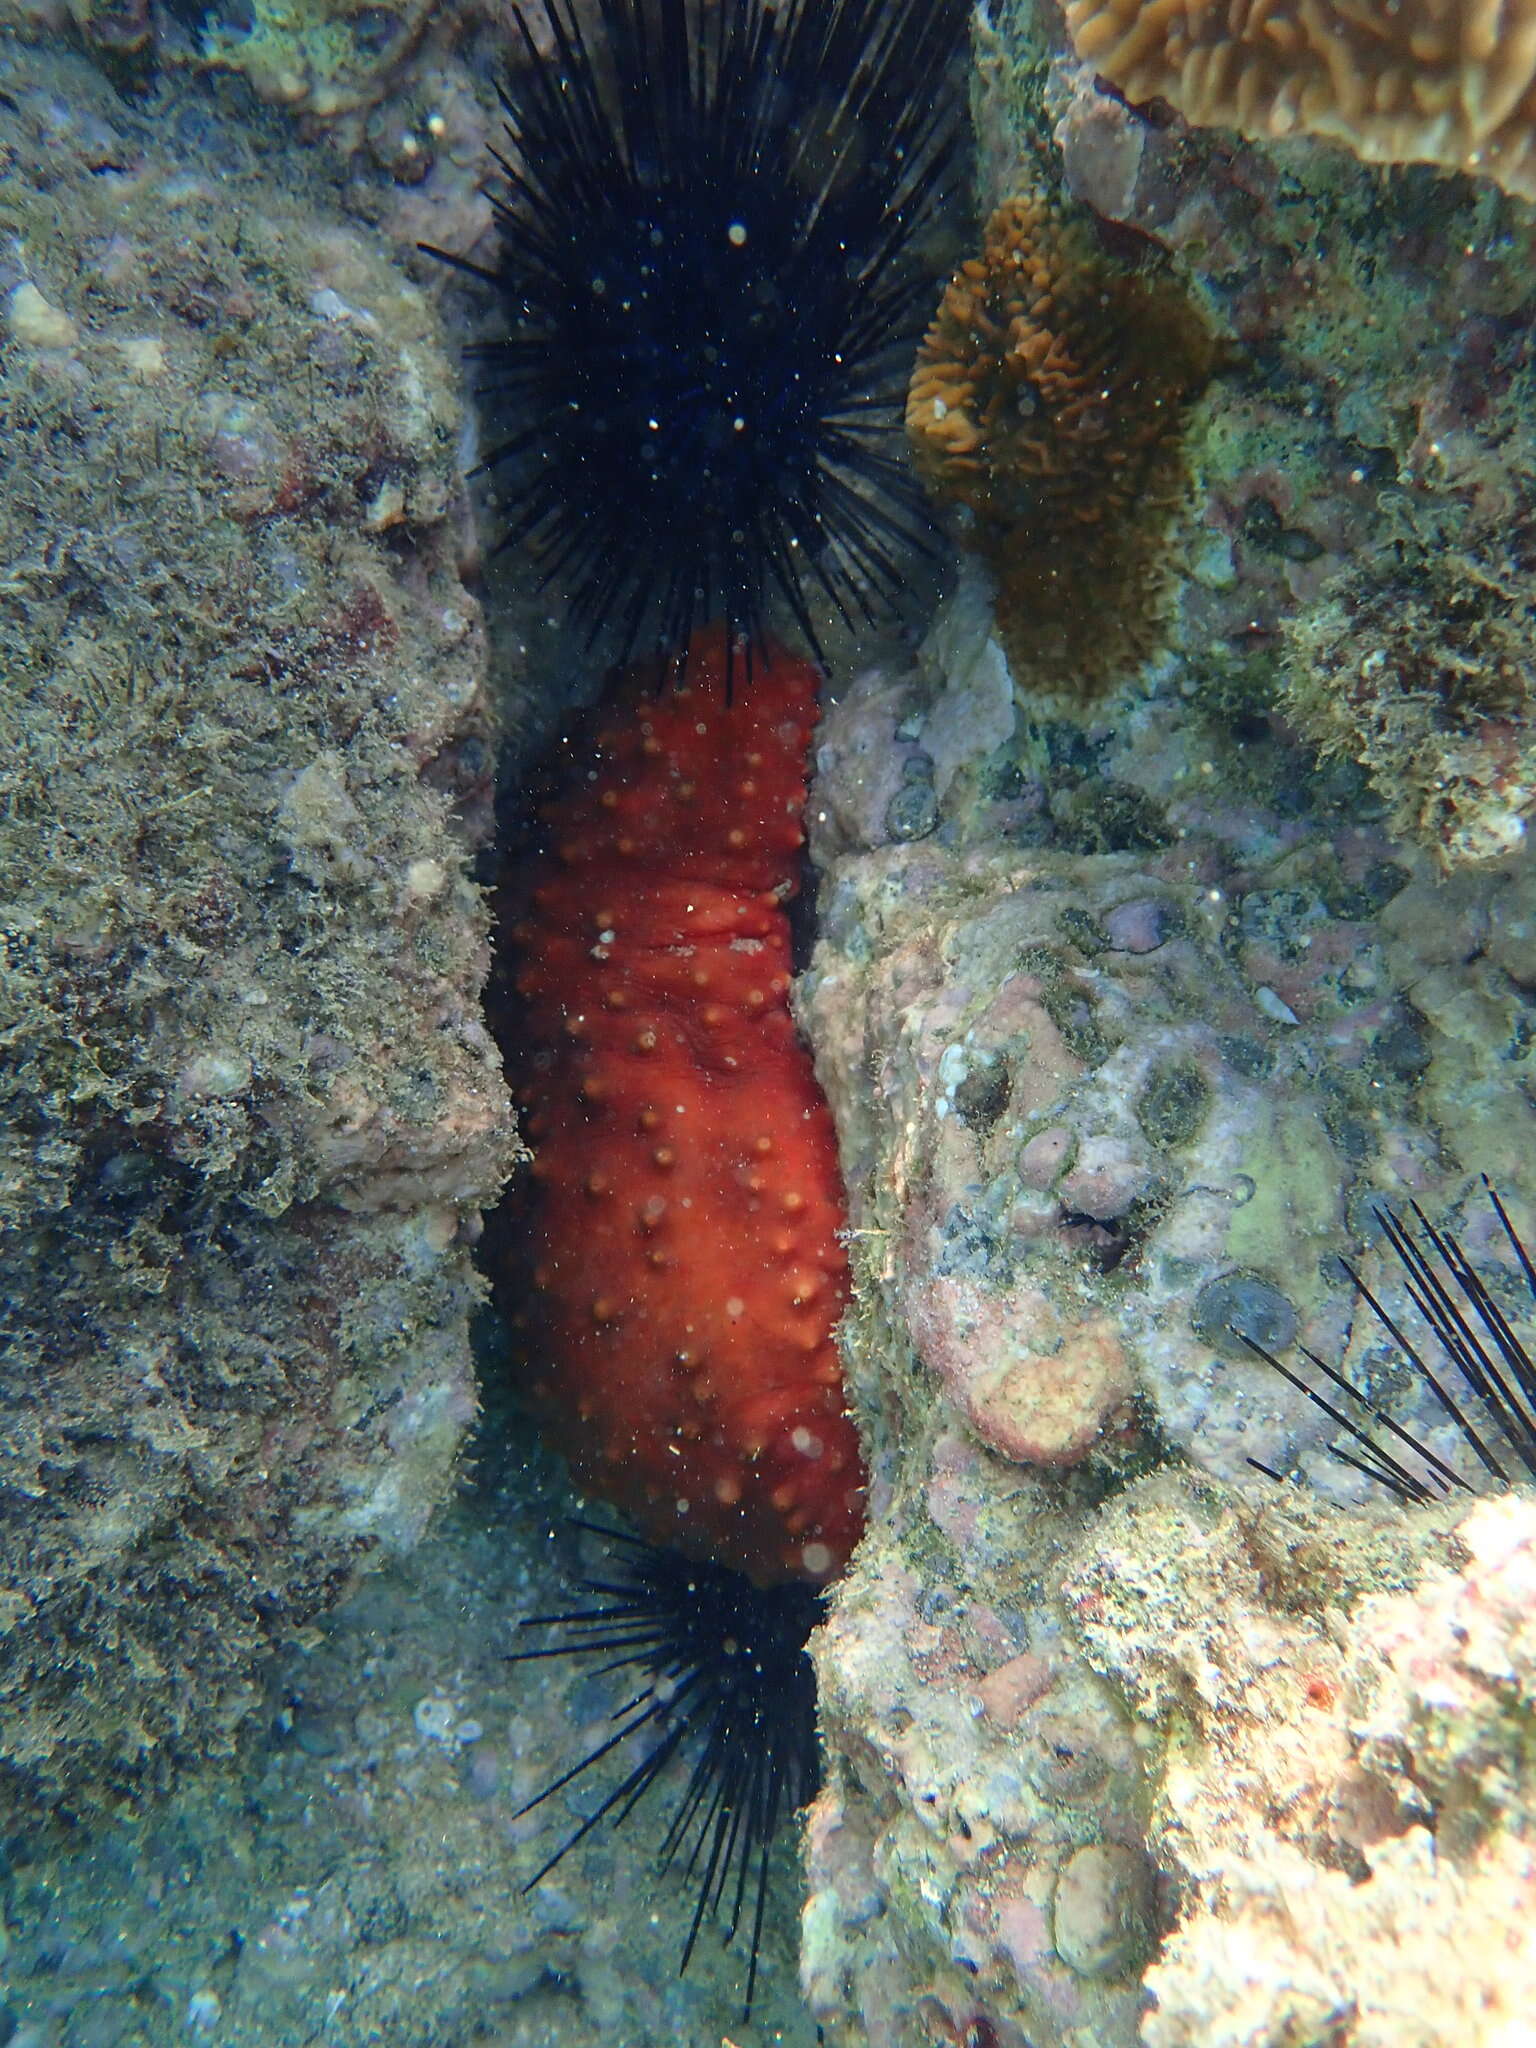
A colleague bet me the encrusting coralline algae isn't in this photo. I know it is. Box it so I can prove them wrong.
[799,619,1536,2047]
[790,0,1536,2036]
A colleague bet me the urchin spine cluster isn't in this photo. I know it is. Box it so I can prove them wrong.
[509,1524,824,2018]
[454,0,967,2009]
[427,0,965,674]
[1244,1179,1536,1502]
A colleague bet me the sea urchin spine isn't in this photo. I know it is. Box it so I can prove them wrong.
[510,1523,825,2019]
[425,0,967,675]
[1244,1179,1536,1502]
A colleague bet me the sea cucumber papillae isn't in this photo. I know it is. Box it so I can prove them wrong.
[499,629,865,1586]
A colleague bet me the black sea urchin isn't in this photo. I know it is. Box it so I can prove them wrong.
[510,1522,824,2018]
[426,0,966,675]
[1243,1179,1536,1502]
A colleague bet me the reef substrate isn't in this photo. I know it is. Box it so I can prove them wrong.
[789,0,1536,2023]
[0,39,516,1821]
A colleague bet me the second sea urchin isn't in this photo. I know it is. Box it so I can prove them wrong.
[427,0,967,675]
[1244,1180,1536,1503]
[511,1524,824,2019]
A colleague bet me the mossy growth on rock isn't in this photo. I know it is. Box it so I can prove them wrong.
[0,50,515,1821]
[1135,1057,1212,1152]
[1052,778,1173,855]
[1282,499,1536,867]
[195,0,433,115]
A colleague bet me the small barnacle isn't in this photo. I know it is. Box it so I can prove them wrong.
[906,186,1218,700]
[1134,1055,1211,1152]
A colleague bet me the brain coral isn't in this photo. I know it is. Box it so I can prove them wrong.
[1062,0,1536,200]
[907,188,1215,699]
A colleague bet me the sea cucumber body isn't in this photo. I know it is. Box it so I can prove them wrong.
[503,630,865,1586]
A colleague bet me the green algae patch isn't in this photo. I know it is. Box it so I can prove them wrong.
[197,0,432,113]
[1222,1112,1340,1275]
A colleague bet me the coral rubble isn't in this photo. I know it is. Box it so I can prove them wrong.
[1075,1481,1536,2048]
[0,42,516,1818]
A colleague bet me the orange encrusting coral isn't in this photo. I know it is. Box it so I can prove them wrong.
[907,189,1215,698]
[499,629,865,1587]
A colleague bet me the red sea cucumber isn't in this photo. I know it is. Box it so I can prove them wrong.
[500,628,866,1586]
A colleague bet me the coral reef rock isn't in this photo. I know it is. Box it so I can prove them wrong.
[962,1,1536,866]
[528,0,1536,2037]
[0,42,516,1819]
[798,564,1536,2038]
[1282,497,1536,867]
[1077,1482,1536,2048]
[190,0,435,116]
[816,2,1536,2030]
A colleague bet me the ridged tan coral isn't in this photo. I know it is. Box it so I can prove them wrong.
[907,190,1215,697]
[1062,0,1536,200]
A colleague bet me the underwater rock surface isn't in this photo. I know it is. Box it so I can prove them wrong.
[1081,1482,1536,2048]
[1029,0,1536,870]
[801,627,1536,2044]
[0,40,516,1818]
[4,0,1536,2040]
[0,1422,820,2048]
[794,2,1536,2040]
